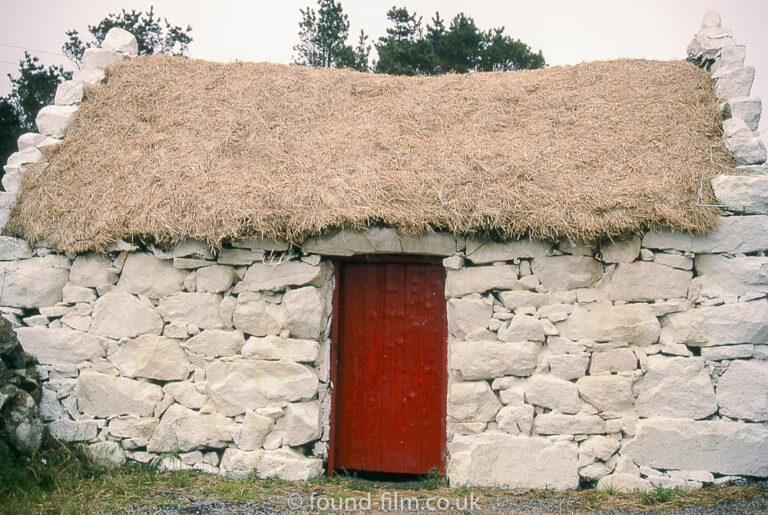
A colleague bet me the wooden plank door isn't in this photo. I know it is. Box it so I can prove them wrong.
[330,259,447,475]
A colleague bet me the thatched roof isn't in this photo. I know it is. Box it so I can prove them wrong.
[7,55,730,253]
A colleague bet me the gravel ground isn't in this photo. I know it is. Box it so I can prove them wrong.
[123,480,768,514]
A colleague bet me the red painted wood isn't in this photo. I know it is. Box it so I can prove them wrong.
[332,260,447,475]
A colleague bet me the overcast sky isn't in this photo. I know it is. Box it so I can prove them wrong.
[1,1,767,135]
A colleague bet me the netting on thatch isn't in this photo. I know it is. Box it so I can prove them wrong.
[7,55,730,253]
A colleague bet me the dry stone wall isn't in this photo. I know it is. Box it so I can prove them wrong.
[0,238,333,478]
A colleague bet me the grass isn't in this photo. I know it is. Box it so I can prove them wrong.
[1,440,766,514]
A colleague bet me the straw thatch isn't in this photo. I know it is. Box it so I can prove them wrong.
[7,55,730,253]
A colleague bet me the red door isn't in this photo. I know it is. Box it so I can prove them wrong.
[330,259,447,475]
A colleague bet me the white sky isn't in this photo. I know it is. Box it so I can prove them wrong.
[1,1,767,135]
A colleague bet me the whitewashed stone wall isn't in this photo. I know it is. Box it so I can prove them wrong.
[0,238,333,478]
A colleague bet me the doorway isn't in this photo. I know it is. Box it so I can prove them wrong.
[329,257,447,475]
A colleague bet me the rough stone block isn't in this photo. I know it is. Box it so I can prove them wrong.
[448,381,501,422]
[464,238,549,264]
[712,175,768,214]
[76,371,163,417]
[109,335,190,381]
[642,216,768,253]
[451,340,538,380]
[101,27,139,55]
[634,356,717,419]
[608,262,691,302]
[35,105,78,138]
[531,256,602,291]
[624,417,768,477]
[205,358,318,416]
[0,256,69,308]
[241,335,319,362]
[716,360,768,422]
[557,304,660,346]
[446,265,520,297]
[525,375,581,414]
[661,300,768,346]
[448,432,579,489]
[90,291,163,339]
[16,327,103,365]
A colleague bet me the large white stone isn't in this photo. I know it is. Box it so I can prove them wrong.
[642,216,768,253]
[118,253,187,297]
[16,327,103,365]
[69,253,117,287]
[714,65,755,99]
[557,304,660,346]
[716,360,768,422]
[54,80,84,105]
[17,132,57,151]
[525,375,581,414]
[712,44,747,74]
[448,381,501,422]
[62,283,96,303]
[624,417,768,476]
[661,300,768,346]
[531,256,602,291]
[233,299,285,336]
[464,238,550,264]
[712,175,768,214]
[183,329,245,357]
[446,297,492,337]
[235,261,326,292]
[47,419,99,442]
[147,404,237,452]
[283,286,325,339]
[302,228,456,256]
[90,291,163,339]
[0,256,69,308]
[533,413,606,435]
[448,432,579,489]
[576,375,634,418]
[158,292,224,329]
[496,404,534,435]
[109,335,190,381]
[81,48,126,69]
[0,237,32,260]
[579,435,620,465]
[589,348,637,374]
[108,417,158,440]
[695,254,768,300]
[445,266,519,297]
[206,359,318,416]
[101,27,139,55]
[723,96,762,131]
[163,382,205,410]
[498,290,576,310]
[608,262,691,302]
[257,448,323,480]
[600,238,640,264]
[72,68,105,87]
[634,356,717,419]
[451,341,537,380]
[497,314,545,342]
[76,371,163,417]
[549,353,589,380]
[235,411,274,450]
[725,136,767,165]
[283,400,322,446]
[723,117,754,139]
[241,335,319,362]
[195,265,235,293]
[35,105,78,138]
